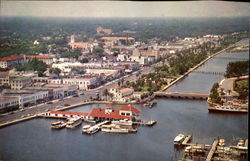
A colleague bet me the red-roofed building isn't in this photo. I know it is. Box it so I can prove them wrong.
[89,108,131,121]
[120,105,140,115]
[47,105,140,121]
[0,55,24,68]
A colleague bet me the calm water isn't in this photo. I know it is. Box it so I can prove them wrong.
[0,40,248,161]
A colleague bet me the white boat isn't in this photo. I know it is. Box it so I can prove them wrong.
[51,121,67,129]
[66,118,82,128]
[184,145,206,153]
[174,134,185,144]
[111,119,133,126]
[82,125,91,133]
[83,126,100,135]
[145,120,157,126]
[101,127,129,133]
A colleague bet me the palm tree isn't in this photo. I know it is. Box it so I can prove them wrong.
[103,89,109,101]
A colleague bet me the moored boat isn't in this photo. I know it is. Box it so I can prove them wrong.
[51,121,67,129]
[111,119,133,126]
[144,120,157,126]
[174,134,185,145]
[83,126,100,135]
[101,127,129,133]
[66,118,82,128]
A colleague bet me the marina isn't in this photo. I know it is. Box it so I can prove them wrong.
[174,134,248,161]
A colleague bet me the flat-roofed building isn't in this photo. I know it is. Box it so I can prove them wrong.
[0,72,10,86]
[10,76,32,90]
[3,89,49,108]
[63,76,98,90]
[0,96,20,113]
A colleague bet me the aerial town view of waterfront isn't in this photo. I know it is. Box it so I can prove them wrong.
[0,1,249,161]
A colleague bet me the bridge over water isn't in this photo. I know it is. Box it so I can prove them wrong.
[154,92,209,100]
[193,70,225,75]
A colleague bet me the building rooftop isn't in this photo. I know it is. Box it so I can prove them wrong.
[100,37,135,41]
[26,55,54,59]
[120,88,134,93]
[0,55,23,62]
[89,108,131,120]
[0,96,19,102]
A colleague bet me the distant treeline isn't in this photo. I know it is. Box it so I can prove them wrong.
[0,16,249,40]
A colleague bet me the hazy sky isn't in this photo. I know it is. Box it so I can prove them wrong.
[1,1,250,18]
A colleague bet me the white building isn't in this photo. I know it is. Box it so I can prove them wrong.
[109,88,134,102]
[0,96,20,113]
[62,77,98,90]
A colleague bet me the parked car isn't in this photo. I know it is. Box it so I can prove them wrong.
[64,104,70,106]
[46,102,53,104]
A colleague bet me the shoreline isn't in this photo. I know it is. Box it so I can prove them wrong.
[161,42,240,92]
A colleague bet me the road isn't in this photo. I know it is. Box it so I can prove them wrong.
[0,66,155,125]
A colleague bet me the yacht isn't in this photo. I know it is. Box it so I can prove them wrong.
[111,119,133,126]
[66,118,82,128]
[211,105,248,113]
[174,134,185,145]
[101,125,129,134]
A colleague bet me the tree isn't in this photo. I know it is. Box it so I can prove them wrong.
[49,68,61,77]
[103,89,109,101]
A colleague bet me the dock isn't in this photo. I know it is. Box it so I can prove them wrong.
[182,135,192,145]
[206,139,218,161]
[91,120,110,129]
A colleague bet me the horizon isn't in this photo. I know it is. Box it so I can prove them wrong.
[1,1,250,18]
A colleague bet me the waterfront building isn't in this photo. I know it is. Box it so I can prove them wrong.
[3,89,49,108]
[109,87,134,102]
[0,96,20,113]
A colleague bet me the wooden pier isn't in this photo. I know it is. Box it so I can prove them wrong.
[182,135,192,145]
[154,92,209,100]
[206,140,218,161]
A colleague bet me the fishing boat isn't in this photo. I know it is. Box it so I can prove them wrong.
[174,134,185,145]
[66,118,82,128]
[51,121,67,129]
[111,119,133,126]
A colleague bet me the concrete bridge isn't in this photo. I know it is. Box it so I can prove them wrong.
[213,56,249,60]
[193,70,225,75]
[154,92,209,100]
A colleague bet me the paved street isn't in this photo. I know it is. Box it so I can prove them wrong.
[0,66,155,125]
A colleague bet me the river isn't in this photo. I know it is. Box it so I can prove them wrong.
[0,39,248,161]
